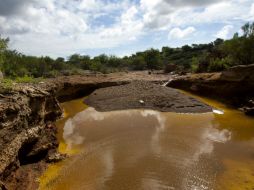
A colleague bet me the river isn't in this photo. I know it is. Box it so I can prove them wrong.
[39,93,254,190]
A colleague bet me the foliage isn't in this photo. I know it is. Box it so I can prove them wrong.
[131,56,146,70]
[144,49,163,70]
[15,76,42,83]
[0,78,14,91]
[222,28,254,65]
[0,37,9,70]
[208,57,231,72]
[191,57,199,73]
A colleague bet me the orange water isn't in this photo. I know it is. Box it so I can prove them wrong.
[39,93,254,190]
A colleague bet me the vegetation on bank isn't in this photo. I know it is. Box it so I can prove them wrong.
[0,22,253,79]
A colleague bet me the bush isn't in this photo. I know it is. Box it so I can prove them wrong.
[208,57,232,72]
[191,57,199,73]
[15,76,42,83]
[131,56,146,70]
[0,78,14,92]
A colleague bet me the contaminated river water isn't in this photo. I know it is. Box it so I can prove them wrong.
[39,93,254,190]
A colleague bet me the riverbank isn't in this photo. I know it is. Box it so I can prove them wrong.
[168,64,254,116]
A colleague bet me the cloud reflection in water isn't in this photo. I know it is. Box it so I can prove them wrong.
[60,107,232,190]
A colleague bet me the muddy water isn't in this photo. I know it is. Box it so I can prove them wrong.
[40,94,254,190]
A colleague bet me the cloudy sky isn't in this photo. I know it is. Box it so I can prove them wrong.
[0,0,253,58]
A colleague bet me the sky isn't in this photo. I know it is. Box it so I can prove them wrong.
[0,0,254,58]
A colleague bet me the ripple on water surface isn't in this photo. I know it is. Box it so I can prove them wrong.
[39,96,254,190]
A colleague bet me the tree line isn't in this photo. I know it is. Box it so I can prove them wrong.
[0,22,253,79]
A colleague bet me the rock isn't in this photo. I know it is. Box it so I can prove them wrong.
[247,99,254,106]
[0,181,7,190]
[0,85,62,186]
[168,64,254,116]
[221,64,254,82]
[243,107,254,116]
[139,100,145,104]
[46,153,67,163]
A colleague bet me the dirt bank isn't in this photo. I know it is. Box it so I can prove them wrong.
[168,64,254,115]
[85,81,212,113]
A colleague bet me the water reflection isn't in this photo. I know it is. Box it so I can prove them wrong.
[46,107,233,190]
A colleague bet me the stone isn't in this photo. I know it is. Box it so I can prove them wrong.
[0,181,7,190]
[46,153,67,163]
[243,107,254,116]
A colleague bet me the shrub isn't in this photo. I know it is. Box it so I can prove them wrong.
[15,76,42,83]
[208,57,232,72]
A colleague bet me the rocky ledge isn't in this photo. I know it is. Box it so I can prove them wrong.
[0,84,62,189]
[168,64,254,115]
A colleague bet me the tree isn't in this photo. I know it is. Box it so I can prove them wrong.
[182,45,192,52]
[107,56,122,68]
[213,38,224,46]
[53,57,66,70]
[0,36,9,70]
[161,47,174,58]
[222,22,254,65]
[242,22,254,37]
[68,54,82,67]
[131,56,146,70]
[144,48,163,70]
[94,54,108,65]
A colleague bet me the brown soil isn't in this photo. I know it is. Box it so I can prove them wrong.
[85,81,212,113]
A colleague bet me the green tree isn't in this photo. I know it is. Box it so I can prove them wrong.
[131,56,146,70]
[144,48,163,70]
[222,22,254,65]
[0,37,9,70]
[242,22,254,37]
[94,54,108,65]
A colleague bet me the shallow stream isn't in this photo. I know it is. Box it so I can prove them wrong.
[39,92,254,190]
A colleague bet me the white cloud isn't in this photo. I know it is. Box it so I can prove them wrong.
[140,0,251,30]
[215,25,234,39]
[0,0,145,57]
[99,6,143,43]
[0,0,253,57]
[250,3,254,18]
[80,0,101,11]
[168,27,196,39]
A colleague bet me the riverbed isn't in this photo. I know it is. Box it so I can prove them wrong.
[39,93,254,190]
